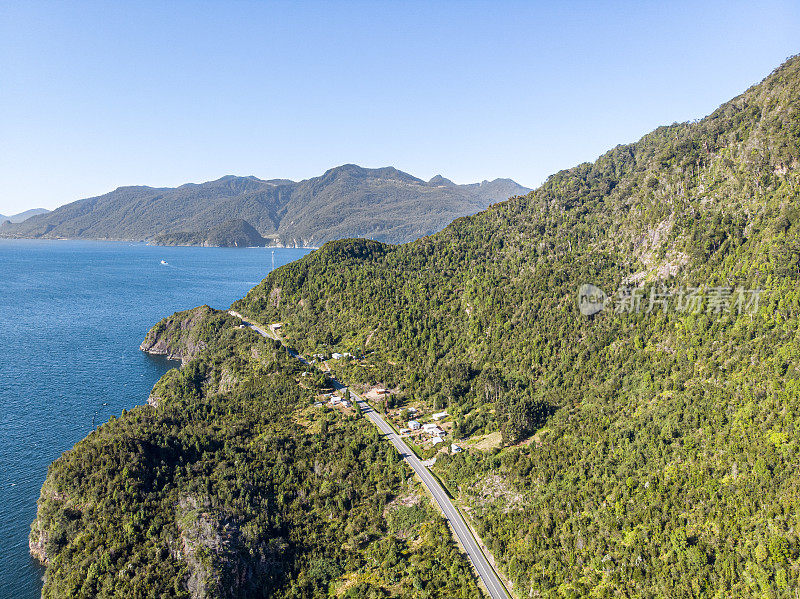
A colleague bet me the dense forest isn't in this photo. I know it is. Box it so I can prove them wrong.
[230,56,800,596]
[31,307,482,598]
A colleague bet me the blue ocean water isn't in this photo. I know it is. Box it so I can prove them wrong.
[0,240,311,598]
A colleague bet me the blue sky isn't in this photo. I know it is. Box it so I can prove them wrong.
[1,0,798,214]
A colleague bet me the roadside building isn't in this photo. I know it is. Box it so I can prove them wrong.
[423,423,444,436]
[408,420,421,430]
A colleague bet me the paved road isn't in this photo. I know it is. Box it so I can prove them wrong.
[230,311,511,599]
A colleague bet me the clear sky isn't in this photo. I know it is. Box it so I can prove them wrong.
[1,0,798,215]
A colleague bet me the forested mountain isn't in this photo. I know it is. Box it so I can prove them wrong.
[229,56,800,596]
[0,166,529,246]
[31,307,482,598]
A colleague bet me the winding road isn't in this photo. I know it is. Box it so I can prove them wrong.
[229,311,512,599]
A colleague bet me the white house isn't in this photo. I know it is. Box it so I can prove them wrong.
[408,420,421,430]
[431,437,443,446]
[331,353,344,360]
[407,407,418,414]
[451,444,462,453]
[423,423,443,435]
[432,411,448,420]
[341,400,350,407]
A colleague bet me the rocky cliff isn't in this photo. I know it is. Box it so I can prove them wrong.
[140,305,235,364]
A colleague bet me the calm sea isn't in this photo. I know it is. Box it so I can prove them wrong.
[0,240,311,598]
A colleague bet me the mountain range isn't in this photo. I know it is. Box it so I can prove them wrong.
[0,166,529,247]
[0,208,49,224]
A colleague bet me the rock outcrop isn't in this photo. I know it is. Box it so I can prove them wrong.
[139,305,222,364]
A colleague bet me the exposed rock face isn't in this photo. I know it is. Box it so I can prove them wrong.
[177,497,232,599]
[140,305,216,364]
[29,482,70,566]
[175,496,288,599]
[29,518,49,565]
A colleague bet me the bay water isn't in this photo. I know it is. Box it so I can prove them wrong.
[0,240,311,598]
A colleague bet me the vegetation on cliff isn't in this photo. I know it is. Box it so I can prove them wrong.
[32,307,482,598]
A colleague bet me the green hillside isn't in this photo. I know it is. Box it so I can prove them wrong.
[31,307,481,599]
[231,56,800,596]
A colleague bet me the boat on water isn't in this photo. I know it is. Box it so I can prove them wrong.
[160,260,168,265]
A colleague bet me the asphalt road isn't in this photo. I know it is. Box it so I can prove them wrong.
[230,311,511,599]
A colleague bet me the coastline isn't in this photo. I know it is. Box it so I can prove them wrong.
[0,236,319,250]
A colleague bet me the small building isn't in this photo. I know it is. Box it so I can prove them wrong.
[451,444,462,453]
[341,400,350,407]
[270,322,283,331]
[330,395,342,404]
[331,353,344,360]
[375,388,388,395]
[423,423,444,436]
[407,407,418,414]
[432,411,448,420]
[399,428,410,435]
[408,420,421,430]
[431,437,443,446]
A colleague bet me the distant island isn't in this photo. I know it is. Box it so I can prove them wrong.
[0,165,529,247]
[152,219,268,248]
